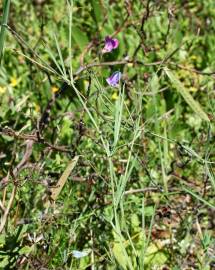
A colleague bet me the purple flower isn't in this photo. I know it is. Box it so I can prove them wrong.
[102,36,119,53]
[106,71,122,87]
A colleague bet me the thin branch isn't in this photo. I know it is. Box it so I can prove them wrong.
[170,62,215,76]
[75,59,162,76]
[0,127,72,154]
[124,187,159,195]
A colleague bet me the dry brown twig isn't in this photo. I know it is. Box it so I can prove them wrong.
[0,127,71,155]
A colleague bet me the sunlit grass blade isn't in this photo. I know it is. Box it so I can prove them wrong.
[53,33,67,79]
[0,0,11,64]
[149,131,215,165]
[182,186,215,210]
[165,69,210,122]
[13,49,60,77]
[67,0,73,82]
[115,156,136,208]
[112,84,124,152]
[205,163,215,192]
[126,230,138,258]
[45,45,66,77]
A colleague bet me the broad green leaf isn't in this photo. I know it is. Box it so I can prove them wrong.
[165,69,210,122]
[143,206,155,217]
[112,230,134,270]
[144,243,168,267]
[72,26,89,50]
[112,242,128,269]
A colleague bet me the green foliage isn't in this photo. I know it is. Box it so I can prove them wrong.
[0,0,214,269]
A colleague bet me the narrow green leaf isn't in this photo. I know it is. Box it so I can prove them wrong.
[19,246,33,255]
[205,163,215,192]
[183,186,215,210]
[113,85,124,151]
[165,69,210,122]
[53,34,67,78]
[45,46,65,77]
[90,0,102,24]
[50,156,79,202]
[0,0,11,64]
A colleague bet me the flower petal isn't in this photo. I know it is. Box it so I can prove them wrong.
[106,71,122,87]
[102,36,119,53]
[112,39,119,49]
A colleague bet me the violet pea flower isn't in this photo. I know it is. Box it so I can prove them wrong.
[102,36,119,53]
[106,71,122,87]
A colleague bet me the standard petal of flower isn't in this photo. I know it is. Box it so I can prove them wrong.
[106,71,122,87]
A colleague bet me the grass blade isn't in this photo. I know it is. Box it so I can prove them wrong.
[0,0,11,64]
[205,163,215,192]
[182,186,215,210]
[45,46,65,77]
[67,0,73,82]
[113,84,124,151]
[53,33,67,79]
[165,69,210,122]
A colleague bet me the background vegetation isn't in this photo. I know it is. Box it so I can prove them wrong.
[0,0,215,269]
